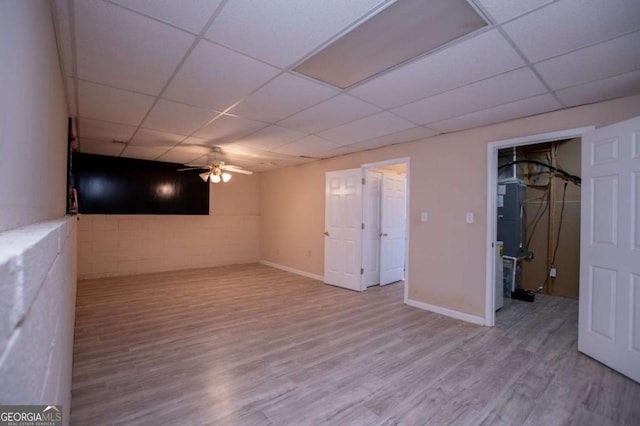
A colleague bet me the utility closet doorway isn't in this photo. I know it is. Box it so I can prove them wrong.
[495,138,582,312]
[488,118,640,382]
[362,163,408,288]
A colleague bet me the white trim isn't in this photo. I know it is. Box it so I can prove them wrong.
[484,126,595,327]
[259,260,324,281]
[406,298,485,326]
[404,159,410,305]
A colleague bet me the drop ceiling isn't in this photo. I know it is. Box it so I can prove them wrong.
[52,0,640,172]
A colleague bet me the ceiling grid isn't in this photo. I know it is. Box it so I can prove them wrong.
[50,0,640,169]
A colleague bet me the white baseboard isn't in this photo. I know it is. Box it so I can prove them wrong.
[405,298,485,326]
[259,260,324,282]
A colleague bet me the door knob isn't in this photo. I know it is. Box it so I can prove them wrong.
[324,231,330,236]
[381,232,388,237]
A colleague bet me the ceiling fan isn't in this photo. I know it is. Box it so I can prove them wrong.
[178,147,253,183]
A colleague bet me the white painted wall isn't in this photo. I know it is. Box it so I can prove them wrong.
[260,94,640,323]
[0,2,76,425]
[0,1,69,232]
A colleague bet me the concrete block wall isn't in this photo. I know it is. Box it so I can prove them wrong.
[78,214,260,279]
[1,2,77,423]
[0,218,77,423]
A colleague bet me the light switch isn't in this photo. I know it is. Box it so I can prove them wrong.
[466,212,474,224]
[420,212,428,222]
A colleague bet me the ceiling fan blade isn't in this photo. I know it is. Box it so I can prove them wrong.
[221,165,253,175]
[183,163,212,168]
[177,167,206,171]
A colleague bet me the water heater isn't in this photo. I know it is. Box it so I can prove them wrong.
[497,182,527,257]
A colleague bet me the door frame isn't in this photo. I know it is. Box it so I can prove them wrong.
[484,127,593,326]
[362,169,383,288]
[362,157,410,301]
[379,171,408,286]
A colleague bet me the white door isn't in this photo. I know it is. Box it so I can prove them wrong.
[324,169,363,291]
[380,172,406,285]
[579,116,640,383]
[362,171,382,287]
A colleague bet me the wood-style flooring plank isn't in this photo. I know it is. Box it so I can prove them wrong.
[71,264,639,425]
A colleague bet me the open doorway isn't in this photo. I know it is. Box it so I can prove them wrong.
[485,117,640,383]
[496,139,582,311]
[362,162,407,289]
[323,157,410,296]
[485,127,591,326]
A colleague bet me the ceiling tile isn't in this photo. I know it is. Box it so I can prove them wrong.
[535,30,640,90]
[502,0,640,62]
[177,143,214,155]
[194,114,268,143]
[348,29,525,108]
[318,112,415,145]
[229,73,338,122]
[110,0,223,34]
[294,0,488,89]
[285,157,318,167]
[219,145,303,170]
[156,144,213,164]
[163,40,280,111]
[350,126,439,149]
[176,138,221,163]
[157,150,204,165]
[392,67,547,125]
[143,99,220,136]
[271,136,342,157]
[78,118,137,142]
[78,80,155,126]
[475,0,556,24]
[214,142,266,165]
[278,94,380,133]
[205,0,391,68]
[428,93,562,133]
[312,145,363,159]
[129,128,186,148]
[53,0,74,76]
[120,145,168,161]
[79,139,125,156]
[234,125,307,151]
[55,0,640,172]
[556,70,640,107]
[75,0,195,95]
[65,77,77,116]
[180,136,211,149]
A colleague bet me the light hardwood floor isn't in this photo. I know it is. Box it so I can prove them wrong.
[71,264,639,425]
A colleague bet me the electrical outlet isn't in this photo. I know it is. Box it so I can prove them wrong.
[420,212,428,222]
[549,267,557,277]
[466,212,474,224]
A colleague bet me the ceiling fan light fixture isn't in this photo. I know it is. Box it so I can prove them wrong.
[222,172,232,183]
[211,173,221,183]
[199,172,210,182]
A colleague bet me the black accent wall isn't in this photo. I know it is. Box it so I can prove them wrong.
[75,153,209,215]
